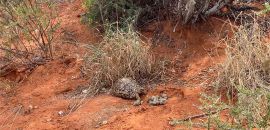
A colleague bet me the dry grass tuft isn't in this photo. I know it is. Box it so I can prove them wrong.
[83,28,165,95]
[216,23,270,92]
[0,79,16,90]
[213,22,270,128]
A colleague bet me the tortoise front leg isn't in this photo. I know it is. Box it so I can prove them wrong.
[133,93,142,106]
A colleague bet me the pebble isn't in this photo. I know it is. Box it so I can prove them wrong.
[58,111,65,116]
[28,105,33,110]
[95,120,108,128]
[101,120,108,125]
[82,89,88,94]
[101,88,107,93]
[46,118,52,122]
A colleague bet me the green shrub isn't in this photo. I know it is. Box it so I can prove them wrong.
[0,0,60,63]
[258,2,270,15]
[83,0,139,29]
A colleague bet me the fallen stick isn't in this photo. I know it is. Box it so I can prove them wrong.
[204,0,259,17]
[205,0,229,16]
[172,107,229,123]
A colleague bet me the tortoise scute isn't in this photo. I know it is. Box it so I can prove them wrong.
[111,78,145,100]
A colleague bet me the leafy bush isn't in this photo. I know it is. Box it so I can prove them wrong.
[0,0,60,63]
[82,0,216,29]
[85,0,256,29]
[83,27,165,95]
[83,0,139,29]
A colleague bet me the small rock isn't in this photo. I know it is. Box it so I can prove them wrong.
[71,76,76,80]
[148,94,168,106]
[46,118,52,122]
[95,120,108,128]
[100,87,107,93]
[101,120,108,125]
[82,89,88,94]
[34,106,38,109]
[58,111,65,116]
[124,108,129,111]
[28,105,33,110]
[24,105,34,115]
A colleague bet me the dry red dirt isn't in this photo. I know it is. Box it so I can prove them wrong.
[0,0,229,129]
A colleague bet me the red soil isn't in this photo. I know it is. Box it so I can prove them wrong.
[0,0,229,129]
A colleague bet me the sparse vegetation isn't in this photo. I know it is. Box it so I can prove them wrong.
[211,22,270,129]
[258,2,270,15]
[171,21,270,129]
[0,0,60,64]
[217,23,270,94]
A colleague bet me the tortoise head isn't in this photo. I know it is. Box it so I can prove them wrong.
[138,86,147,95]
